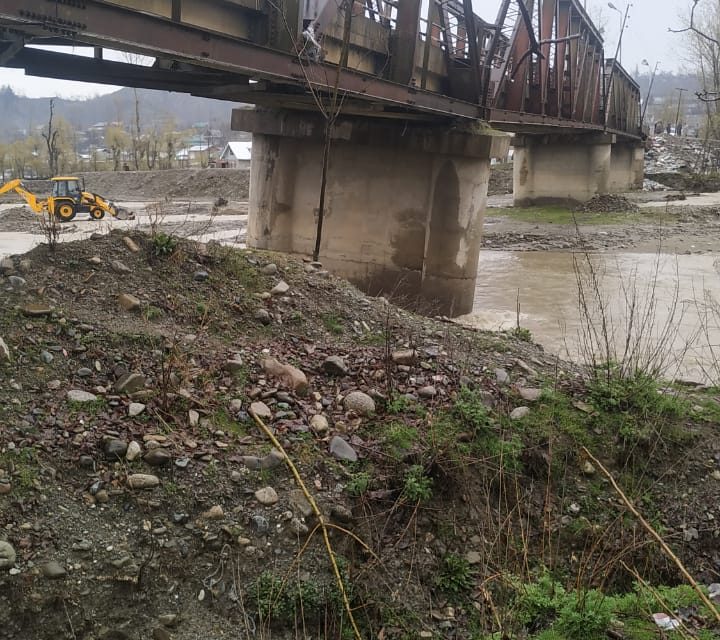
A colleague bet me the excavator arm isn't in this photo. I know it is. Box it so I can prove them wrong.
[0,179,47,213]
[81,191,133,220]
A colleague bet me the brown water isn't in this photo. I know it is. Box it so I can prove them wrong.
[459,251,720,383]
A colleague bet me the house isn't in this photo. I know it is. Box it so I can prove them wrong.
[217,141,252,168]
[175,144,220,167]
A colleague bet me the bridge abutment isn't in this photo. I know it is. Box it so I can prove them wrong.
[513,134,644,206]
[233,109,509,316]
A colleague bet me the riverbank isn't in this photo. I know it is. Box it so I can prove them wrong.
[1,231,720,639]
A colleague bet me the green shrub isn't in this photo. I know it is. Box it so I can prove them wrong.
[402,465,432,502]
[152,232,177,257]
[436,554,474,600]
[346,471,371,497]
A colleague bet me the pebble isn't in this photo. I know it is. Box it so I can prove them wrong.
[158,614,179,628]
[510,406,530,420]
[262,357,308,394]
[581,461,596,476]
[0,541,16,569]
[104,439,128,460]
[330,436,358,462]
[22,304,53,317]
[202,505,224,520]
[288,518,309,537]
[144,449,171,467]
[310,414,329,433]
[323,355,348,376]
[128,402,146,417]
[175,457,189,469]
[466,551,482,565]
[152,628,172,640]
[261,263,278,275]
[271,280,290,295]
[111,260,131,274]
[495,368,510,385]
[392,349,417,365]
[41,561,67,579]
[40,350,54,364]
[118,293,141,312]
[67,389,98,403]
[115,373,146,394]
[255,487,279,505]
[0,337,9,361]
[193,270,209,282]
[0,483,10,495]
[127,474,160,489]
[123,237,140,253]
[519,388,542,402]
[254,308,271,325]
[77,367,93,377]
[249,401,272,420]
[188,410,200,427]
[0,258,14,275]
[343,391,375,416]
[251,514,269,534]
[229,398,243,413]
[126,441,142,461]
[418,385,437,399]
[225,359,245,375]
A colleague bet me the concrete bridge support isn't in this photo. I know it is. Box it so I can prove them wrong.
[233,109,510,316]
[512,134,644,206]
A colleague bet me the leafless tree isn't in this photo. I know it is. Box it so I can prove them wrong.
[41,98,60,176]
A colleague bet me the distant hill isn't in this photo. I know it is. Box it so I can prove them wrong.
[0,86,244,141]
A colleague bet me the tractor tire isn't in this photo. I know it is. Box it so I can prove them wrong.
[55,202,76,222]
[90,207,105,220]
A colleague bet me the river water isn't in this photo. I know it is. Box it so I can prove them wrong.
[458,251,720,383]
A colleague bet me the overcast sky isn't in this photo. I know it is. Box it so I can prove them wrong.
[0,0,692,99]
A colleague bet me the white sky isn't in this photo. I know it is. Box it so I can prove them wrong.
[0,0,690,99]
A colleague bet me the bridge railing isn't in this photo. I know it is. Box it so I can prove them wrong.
[603,59,642,137]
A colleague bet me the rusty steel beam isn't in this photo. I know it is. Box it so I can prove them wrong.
[0,0,481,119]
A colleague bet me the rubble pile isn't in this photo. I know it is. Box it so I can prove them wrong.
[645,133,720,174]
[574,194,639,213]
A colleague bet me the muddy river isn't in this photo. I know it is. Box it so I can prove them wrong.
[459,251,720,383]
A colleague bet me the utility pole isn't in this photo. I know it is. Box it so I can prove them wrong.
[675,87,687,134]
[640,59,659,130]
[604,3,632,126]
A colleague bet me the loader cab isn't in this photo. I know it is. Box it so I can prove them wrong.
[51,177,83,202]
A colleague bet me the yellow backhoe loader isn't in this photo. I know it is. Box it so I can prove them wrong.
[0,176,133,222]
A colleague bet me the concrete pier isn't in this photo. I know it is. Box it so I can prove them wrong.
[513,133,644,206]
[233,109,509,316]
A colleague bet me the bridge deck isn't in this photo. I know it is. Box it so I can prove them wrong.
[0,0,641,140]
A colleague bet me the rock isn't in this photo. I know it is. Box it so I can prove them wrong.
[152,628,172,640]
[255,487,279,506]
[254,309,271,325]
[193,270,209,282]
[262,358,308,394]
[323,356,348,376]
[115,373,145,394]
[127,474,160,489]
[158,614,179,628]
[229,399,243,413]
[111,260,131,274]
[289,490,313,518]
[126,441,142,461]
[270,280,290,295]
[392,349,417,365]
[7,275,25,290]
[249,401,272,420]
[95,490,109,504]
[330,436,358,462]
[261,263,278,275]
[684,527,699,542]
[118,293,141,312]
[41,561,67,579]
[581,461,596,476]
[22,304,53,317]
[123,237,140,253]
[188,410,200,427]
[510,406,530,420]
[77,367,93,377]
[252,514,269,534]
[310,414,329,433]
[128,402,146,417]
[330,505,353,524]
[466,551,482,565]
[418,385,437,399]
[202,505,224,520]
[239,450,284,471]
[89,256,103,265]
[0,258,14,274]
[0,541,16,569]
[225,359,245,375]
[343,391,375,416]
[104,439,128,461]
[40,350,54,364]
[0,337,10,362]
[519,388,542,402]
[288,518,309,536]
[0,483,10,495]
[67,389,98,403]
[495,368,510,385]
[144,449,171,467]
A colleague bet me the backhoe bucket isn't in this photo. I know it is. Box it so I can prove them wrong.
[115,208,135,220]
